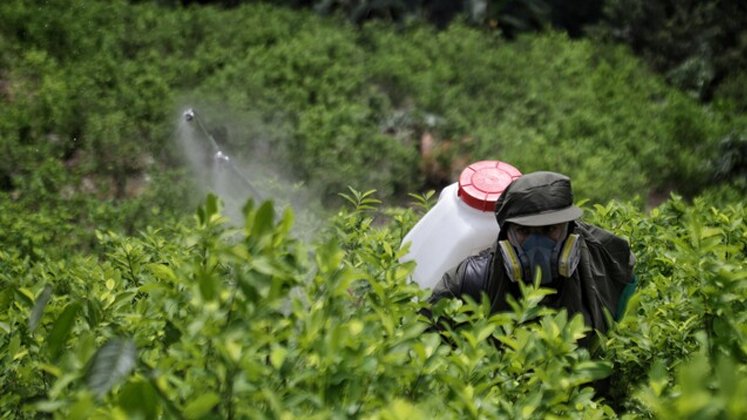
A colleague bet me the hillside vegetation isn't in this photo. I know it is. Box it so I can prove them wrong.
[2,2,745,213]
[1,1,746,418]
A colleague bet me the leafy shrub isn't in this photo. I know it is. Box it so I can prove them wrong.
[1,2,745,414]
[366,27,734,202]
[3,0,742,215]
[0,194,607,417]
[593,0,747,103]
[2,190,746,418]
[584,196,747,414]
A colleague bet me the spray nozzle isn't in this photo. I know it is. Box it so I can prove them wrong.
[214,151,230,164]
[181,106,264,201]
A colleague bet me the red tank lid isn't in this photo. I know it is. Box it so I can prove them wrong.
[457,160,522,211]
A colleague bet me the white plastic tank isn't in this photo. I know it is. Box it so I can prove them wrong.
[401,160,521,289]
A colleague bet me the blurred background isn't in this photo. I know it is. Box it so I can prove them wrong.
[1,0,745,250]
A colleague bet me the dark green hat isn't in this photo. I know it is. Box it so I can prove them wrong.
[495,171,583,227]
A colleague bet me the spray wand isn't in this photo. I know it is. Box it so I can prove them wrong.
[182,108,264,201]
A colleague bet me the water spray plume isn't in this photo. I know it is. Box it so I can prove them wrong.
[177,105,328,240]
[183,108,223,155]
[182,107,263,201]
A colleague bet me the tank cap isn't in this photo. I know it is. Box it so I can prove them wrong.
[458,160,522,211]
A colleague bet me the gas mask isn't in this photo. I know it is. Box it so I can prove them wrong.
[497,224,581,284]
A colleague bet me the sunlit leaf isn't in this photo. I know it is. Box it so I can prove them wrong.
[270,346,288,370]
[183,392,220,419]
[147,263,177,282]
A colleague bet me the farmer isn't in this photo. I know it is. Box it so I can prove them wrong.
[427,171,637,337]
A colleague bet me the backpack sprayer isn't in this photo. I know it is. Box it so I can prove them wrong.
[182,108,264,201]
[400,160,522,288]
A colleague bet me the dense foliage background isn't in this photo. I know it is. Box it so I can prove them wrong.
[1,0,746,418]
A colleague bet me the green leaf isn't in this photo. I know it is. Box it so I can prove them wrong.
[378,399,424,418]
[17,287,35,306]
[251,200,275,239]
[276,207,294,239]
[46,302,81,360]
[85,298,102,329]
[332,268,360,296]
[197,194,220,227]
[647,359,669,397]
[110,291,138,310]
[198,269,217,301]
[29,284,53,332]
[476,325,496,342]
[205,194,219,220]
[86,338,137,398]
[67,392,95,419]
[8,334,21,360]
[183,392,220,419]
[574,360,613,382]
[0,288,13,311]
[119,377,159,420]
[520,390,542,418]
[249,256,277,276]
[147,263,177,282]
[270,346,288,369]
[315,240,344,274]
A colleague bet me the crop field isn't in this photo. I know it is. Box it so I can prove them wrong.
[1,1,746,418]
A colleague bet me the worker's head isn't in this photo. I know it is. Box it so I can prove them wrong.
[494,171,582,230]
[494,172,583,284]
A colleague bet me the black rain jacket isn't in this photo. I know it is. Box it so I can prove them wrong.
[428,221,636,334]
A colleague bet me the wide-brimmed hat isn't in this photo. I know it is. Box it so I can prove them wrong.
[495,171,583,227]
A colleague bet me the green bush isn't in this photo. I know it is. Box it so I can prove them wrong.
[0,194,611,417]
[366,27,735,202]
[1,191,746,418]
[594,0,747,104]
[1,3,746,416]
[583,195,747,414]
[3,0,742,214]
